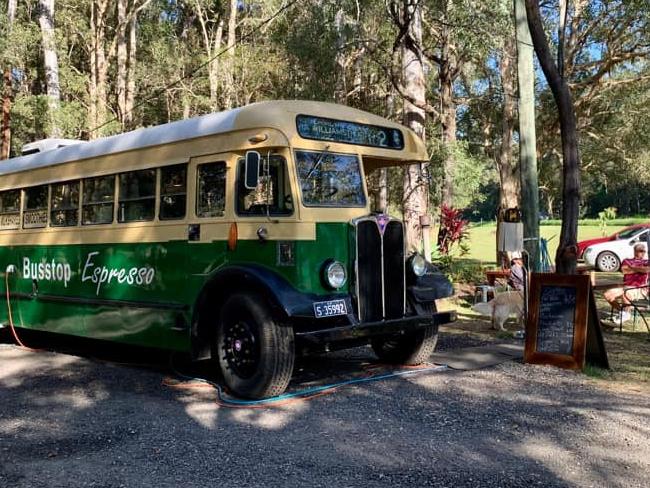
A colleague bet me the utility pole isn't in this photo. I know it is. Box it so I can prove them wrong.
[515,0,540,271]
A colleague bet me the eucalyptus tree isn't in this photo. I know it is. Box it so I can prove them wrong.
[1,0,17,159]
[526,0,649,272]
[525,0,581,274]
[38,0,61,137]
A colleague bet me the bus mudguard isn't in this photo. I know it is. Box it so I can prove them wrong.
[190,264,349,360]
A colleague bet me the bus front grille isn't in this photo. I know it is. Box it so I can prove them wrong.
[354,217,405,322]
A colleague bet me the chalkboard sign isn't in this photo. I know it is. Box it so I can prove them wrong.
[536,285,576,355]
[525,273,601,369]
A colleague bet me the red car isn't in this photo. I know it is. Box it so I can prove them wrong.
[577,223,650,259]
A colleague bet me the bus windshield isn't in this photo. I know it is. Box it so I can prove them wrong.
[295,150,366,207]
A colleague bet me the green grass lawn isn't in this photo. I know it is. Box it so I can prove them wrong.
[459,223,630,265]
[444,219,650,386]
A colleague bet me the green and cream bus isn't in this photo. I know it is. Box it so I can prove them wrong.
[0,101,455,398]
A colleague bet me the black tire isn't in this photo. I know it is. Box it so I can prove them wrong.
[596,251,620,272]
[371,324,438,365]
[216,293,294,399]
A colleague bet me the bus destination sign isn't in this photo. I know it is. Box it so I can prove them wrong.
[296,115,404,150]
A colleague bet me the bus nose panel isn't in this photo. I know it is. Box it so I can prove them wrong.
[354,216,406,322]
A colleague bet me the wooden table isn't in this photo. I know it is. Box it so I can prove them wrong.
[485,269,510,286]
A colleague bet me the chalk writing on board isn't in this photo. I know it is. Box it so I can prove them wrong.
[537,285,575,355]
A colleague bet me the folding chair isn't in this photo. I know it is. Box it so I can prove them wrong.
[623,285,650,334]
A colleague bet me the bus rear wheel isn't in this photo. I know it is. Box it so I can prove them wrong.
[216,293,294,399]
[371,324,438,365]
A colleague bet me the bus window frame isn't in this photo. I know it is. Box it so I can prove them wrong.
[22,184,49,229]
[117,168,157,224]
[196,160,228,219]
[50,179,81,228]
[234,153,294,218]
[81,174,117,226]
[159,163,188,221]
[0,189,22,230]
[294,149,367,209]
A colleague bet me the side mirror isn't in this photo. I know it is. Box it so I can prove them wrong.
[244,151,261,190]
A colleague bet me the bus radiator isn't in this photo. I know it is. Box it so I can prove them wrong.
[355,217,405,322]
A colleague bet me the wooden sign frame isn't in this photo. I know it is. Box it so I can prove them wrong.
[525,273,591,369]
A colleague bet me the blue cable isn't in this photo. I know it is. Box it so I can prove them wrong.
[170,359,447,406]
[539,238,553,272]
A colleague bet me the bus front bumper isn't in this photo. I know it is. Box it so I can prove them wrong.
[294,310,456,345]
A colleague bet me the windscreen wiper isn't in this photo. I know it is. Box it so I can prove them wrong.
[305,145,331,180]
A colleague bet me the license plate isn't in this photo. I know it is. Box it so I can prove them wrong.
[313,299,347,318]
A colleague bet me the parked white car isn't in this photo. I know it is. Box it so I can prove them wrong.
[583,228,649,272]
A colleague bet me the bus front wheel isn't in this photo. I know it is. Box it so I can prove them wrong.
[371,325,438,365]
[216,293,294,399]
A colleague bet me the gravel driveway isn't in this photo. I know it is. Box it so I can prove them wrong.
[0,332,648,488]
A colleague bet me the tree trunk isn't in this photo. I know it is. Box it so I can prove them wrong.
[89,0,109,139]
[38,0,61,137]
[334,8,347,104]
[495,35,520,267]
[547,194,554,217]
[437,5,459,210]
[401,2,428,254]
[434,6,460,250]
[116,0,128,128]
[498,36,519,210]
[525,0,580,274]
[439,60,456,208]
[1,0,17,159]
[88,4,97,138]
[378,168,388,213]
[223,0,238,110]
[195,0,223,111]
[125,15,137,127]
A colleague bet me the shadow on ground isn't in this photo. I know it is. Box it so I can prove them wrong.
[1,327,648,488]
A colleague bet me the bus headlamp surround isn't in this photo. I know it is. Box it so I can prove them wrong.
[322,260,347,289]
[410,253,427,277]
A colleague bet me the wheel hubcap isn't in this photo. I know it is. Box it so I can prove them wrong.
[600,255,618,271]
[223,322,259,379]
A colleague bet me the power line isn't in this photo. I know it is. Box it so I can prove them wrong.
[89,0,299,136]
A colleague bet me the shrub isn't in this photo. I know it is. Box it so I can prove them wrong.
[598,206,617,236]
[448,262,488,285]
[438,205,469,255]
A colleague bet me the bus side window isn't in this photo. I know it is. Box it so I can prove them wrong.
[23,185,48,229]
[50,181,80,227]
[82,175,115,225]
[236,156,292,216]
[197,162,226,218]
[0,189,21,230]
[160,164,187,220]
[118,169,156,223]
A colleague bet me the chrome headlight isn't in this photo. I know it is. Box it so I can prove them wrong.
[410,253,427,277]
[323,260,347,289]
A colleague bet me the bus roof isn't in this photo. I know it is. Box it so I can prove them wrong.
[0,100,427,177]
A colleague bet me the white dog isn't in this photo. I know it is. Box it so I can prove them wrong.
[472,291,525,331]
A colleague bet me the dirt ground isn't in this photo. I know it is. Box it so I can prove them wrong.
[453,282,650,386]
[1,314,649,488]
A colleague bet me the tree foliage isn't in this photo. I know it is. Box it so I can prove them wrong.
[0,0,648,224]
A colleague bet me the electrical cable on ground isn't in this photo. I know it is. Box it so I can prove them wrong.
[4,272,40,352]
[164,358,448,408]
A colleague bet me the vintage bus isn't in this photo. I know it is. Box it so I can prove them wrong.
[0,101,455,398]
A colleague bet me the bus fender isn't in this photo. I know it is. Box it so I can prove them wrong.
[190,264,334,360]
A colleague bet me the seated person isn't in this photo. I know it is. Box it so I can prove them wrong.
[507,253,526,292]
[604,243,650,322]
